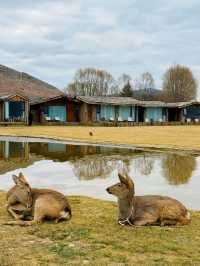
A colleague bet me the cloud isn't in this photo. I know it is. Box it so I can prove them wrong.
[0,0,200,95]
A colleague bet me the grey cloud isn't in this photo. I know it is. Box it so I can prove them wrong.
[0,0,200,94]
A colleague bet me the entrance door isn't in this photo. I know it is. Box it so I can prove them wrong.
[115,106,119,120]
[67,102,74,122]
[88,105,93,122]
[168,108,181,121]
[138,107,144,122]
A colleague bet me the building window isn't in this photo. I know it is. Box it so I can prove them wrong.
[8,101,25,121]
[48,106,66,121]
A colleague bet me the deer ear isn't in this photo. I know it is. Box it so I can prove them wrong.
[18,172,29,186]
[18,172,26,182]
[12,175,19,185]
[125,174,135,192]
[118,173,128,185]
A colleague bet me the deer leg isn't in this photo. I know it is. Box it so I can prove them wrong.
[7,206,24,220]
[4,205,44,226]
[134,219,149,226]
[55,210,71,223]
[3,215,43,226]
[161,219,179,226]
[134,216,159,226]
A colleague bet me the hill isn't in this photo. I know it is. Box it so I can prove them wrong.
[0,65,63,103]
[133,88,162,101]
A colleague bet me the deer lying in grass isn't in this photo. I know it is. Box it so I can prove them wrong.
[106,173,191,226]
[5,173,72,226]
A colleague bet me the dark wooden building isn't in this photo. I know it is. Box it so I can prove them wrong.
[30,95,81,124]
[0,93,29,124]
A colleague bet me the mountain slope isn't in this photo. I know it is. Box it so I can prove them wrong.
[0,65,63,103]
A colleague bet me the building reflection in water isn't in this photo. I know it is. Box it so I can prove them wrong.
[0,141,31,175]
[0,140,197,185]
[0,141,29,160]
[30,143,136,179]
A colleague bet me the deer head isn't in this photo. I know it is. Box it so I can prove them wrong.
[12,172,33,208]
[106,173,135,199]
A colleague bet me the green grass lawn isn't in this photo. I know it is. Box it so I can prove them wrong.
[0,193,200,266]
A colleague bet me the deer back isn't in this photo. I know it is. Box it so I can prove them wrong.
[134,195,190,225]
[30,188,71,216]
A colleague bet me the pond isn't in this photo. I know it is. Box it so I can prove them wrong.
[0,137,199,210]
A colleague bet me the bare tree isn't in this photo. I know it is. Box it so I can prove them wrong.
[162,64,197,102]
[66,82,77,96]
[65,68,117,96]
[132,72,160,100]
[139,72,155,90]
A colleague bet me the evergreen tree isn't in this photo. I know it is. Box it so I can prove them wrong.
[120,81,133,97]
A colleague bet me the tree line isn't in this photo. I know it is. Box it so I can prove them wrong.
[65,65,198,102]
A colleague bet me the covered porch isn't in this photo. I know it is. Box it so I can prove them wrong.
[0,94,29,124]
[143,107,167,123]
[30,96,81,124]
[77,96,139,123]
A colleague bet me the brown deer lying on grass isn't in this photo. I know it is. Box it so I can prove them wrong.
[5,173,72,226]
[106,173,191,226]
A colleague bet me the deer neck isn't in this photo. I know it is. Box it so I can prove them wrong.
[118,193,135,221]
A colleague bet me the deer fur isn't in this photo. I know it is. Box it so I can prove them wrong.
[106,173,191,226]
[5,173,72,226]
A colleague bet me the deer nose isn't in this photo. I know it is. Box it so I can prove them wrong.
[106,187,111,193]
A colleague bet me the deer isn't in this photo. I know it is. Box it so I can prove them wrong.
[106,173,191,226]
[5,173,72,226]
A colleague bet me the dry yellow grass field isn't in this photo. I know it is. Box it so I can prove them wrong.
[0,194,200,265]
[0,125,200,151]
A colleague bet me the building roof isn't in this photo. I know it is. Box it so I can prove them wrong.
[76,96,199,108]
[165,101,200,108]
[76,96,141,105]
[139,100,166,107]
[0,92,28,101]
[0,64,63,103]
[30,95,67,105]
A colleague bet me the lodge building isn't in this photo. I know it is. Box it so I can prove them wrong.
[0,64,200,126]
[0,92,200,125]
[74,96,200,124]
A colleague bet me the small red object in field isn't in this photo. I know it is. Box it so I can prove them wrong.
[89,131,93,136]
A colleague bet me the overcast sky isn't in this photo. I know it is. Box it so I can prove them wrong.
[0,0,200,92]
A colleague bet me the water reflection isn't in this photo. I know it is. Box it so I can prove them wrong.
[162,154,196,185]
[0,141,39,174]
[0,141,29,160]
[0,140,197,186]
[72,155,130,180]
[132,155,155,176]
